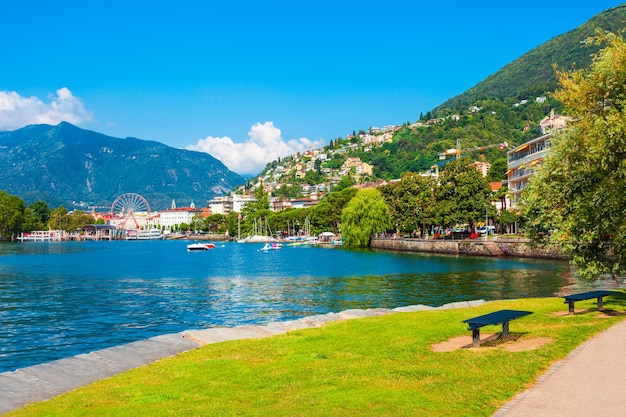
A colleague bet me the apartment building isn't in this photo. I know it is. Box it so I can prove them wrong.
[507,133,553,208]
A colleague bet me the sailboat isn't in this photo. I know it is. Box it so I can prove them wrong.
[237,216,278,243]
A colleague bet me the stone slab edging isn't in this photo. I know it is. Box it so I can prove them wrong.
[0,299,486,414]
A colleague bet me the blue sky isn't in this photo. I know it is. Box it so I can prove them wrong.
[0,1,622,175]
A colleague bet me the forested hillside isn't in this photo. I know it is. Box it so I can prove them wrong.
[251,5,626,188]
[439,4,626,110]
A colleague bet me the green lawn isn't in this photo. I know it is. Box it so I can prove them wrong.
[6,296,625,417]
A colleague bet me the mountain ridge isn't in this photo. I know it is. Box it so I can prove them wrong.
[437,4,626,110]
[0,122,245,210]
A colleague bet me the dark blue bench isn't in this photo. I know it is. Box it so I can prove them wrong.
[463,309,533,347]
[562,290,621,314]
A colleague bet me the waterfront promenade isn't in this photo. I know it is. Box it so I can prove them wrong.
[0,300,484,414]
[371,236,568,260]
[494,317,626,416]
[2,299,625,415]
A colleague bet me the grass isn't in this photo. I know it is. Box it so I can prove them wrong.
[6,296,626,417]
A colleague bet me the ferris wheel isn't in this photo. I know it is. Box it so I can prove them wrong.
[110,193,151,230]
[111,193,151,215]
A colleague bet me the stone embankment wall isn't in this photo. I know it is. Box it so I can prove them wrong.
[370,237,568,260]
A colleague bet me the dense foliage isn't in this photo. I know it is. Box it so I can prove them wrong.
[378,158,511,239]
[0,192,95,239]
[521,30,626,279]
[341,188,390,247]
[252,6,626,188]
[436,5,626,111]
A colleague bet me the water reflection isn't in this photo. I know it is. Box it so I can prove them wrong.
[0,240,591,372]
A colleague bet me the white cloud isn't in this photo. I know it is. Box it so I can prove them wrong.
[186,121,325,175]
[0,87,94,131]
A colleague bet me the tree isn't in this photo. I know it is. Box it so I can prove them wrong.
[335,175,354,191]
[341,188,390,248]
[380,173,436,237]
[69,210,96,231]
[48,206,72,232]
[0,191,26,239]
[434,157,492,229]
[310,187,358,234]
[486,158,508,182]
[204,213,228,234]
[23,201,51,231]
[521,30,626,278]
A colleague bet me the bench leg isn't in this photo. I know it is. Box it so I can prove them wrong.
[568,301,575,314]
[597,297,604,310]
[502,321,510,338]
[472,328,480,348]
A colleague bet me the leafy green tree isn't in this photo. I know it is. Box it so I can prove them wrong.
[48,206,72,232]
[226,211,240,238]
[434,157,492,229]
[303,170,320,185]
[341,188,390,247]
[0,191,26,239]
[23,201,50,232]
[521,30,626,278]
[486,158,508,182]
[310,187,358,234]
[190,214,206,232]
[69,210,96,230]
[380,173,436,237]
[204,213,228,234]
[334,175,354,191]
[498,209,520,234]
[309,200,333,234]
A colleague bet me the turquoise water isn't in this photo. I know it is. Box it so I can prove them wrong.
[0,240,571,372]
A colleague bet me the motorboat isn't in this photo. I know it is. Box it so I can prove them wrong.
[187,243,216,251]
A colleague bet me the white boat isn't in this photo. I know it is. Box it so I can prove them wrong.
[137,228,163,240]
[187,243,216,251]
[237,235,278,243]
[125,228,163,240]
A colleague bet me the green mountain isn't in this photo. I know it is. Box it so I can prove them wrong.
[0,122,245,210]
[356,5,626,179]
[251,5,626,192]
[438,4,626,111]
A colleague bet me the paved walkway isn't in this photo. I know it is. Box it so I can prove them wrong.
[494,318,626,416]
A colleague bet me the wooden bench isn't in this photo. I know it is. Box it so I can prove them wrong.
[562,290,621,314]
[462,309,533,347]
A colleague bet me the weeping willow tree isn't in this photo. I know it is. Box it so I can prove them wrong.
[341,188,390,248]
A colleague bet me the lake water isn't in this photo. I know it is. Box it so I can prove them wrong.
[0,239,579,373]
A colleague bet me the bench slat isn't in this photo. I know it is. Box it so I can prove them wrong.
[562,290,620,314]
[463,309,532,330]
[562,290,619,302]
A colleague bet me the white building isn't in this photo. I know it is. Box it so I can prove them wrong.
[208,196,233,215]
[232,194,257,213]
[159,201,201,230]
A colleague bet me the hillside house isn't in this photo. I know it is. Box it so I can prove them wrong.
[342,156,373,177]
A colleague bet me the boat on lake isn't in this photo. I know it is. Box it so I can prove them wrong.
[258,242,282,251]
[237,235,279,243]
[187,243,216,251]
[126,228,163,240]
